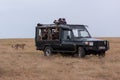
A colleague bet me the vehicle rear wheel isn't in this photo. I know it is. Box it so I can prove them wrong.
[44,46,52,56]
[78,47,86,58]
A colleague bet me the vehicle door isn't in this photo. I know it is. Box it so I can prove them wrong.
[60,29,75,51]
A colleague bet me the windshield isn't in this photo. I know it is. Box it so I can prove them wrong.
[72,29,90,38]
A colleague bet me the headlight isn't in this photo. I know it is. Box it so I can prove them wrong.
[84,42,89,45]
[89,42,94,46]
[84,42,94,46]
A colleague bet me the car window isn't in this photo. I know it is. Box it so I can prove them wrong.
[51,27,59,40]
[63,30,71,40]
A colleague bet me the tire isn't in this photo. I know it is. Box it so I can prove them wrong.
[78,47,86,58]
[98,52,105,57]
[44,46,52,56]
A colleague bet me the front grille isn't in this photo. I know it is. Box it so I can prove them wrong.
[94,41,105,46]
[86,41,109,51]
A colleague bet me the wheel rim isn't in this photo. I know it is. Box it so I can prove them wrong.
[78,50,82,57]
[78,47,85,58]
[45,48,51,56]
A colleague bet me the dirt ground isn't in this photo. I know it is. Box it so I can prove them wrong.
[0,38,120,80]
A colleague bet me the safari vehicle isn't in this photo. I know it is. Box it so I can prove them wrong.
[35,23,109,57]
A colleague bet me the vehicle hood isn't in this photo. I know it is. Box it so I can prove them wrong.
[74,38,106,42]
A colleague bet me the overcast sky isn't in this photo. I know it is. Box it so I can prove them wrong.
[0,0,120,38]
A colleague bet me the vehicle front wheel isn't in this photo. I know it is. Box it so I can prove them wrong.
[98,52,105,57]
[44,47,52,56]
[78,47,86,58]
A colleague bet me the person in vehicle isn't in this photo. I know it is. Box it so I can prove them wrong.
[42,28,48,40]
[62,18,67,24]
[52,27,59,40]
[53,20,59,25]
[53,18,67,25]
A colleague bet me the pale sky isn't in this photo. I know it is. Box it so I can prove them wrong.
[0,0,120,38]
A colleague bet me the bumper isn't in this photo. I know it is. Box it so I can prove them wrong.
[85,46,109,52]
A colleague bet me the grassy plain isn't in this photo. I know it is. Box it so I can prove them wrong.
[0,38,120,80]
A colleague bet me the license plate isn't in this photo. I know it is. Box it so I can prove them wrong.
[99,46,105,49]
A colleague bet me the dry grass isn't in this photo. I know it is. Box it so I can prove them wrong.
[0,38,120,80]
